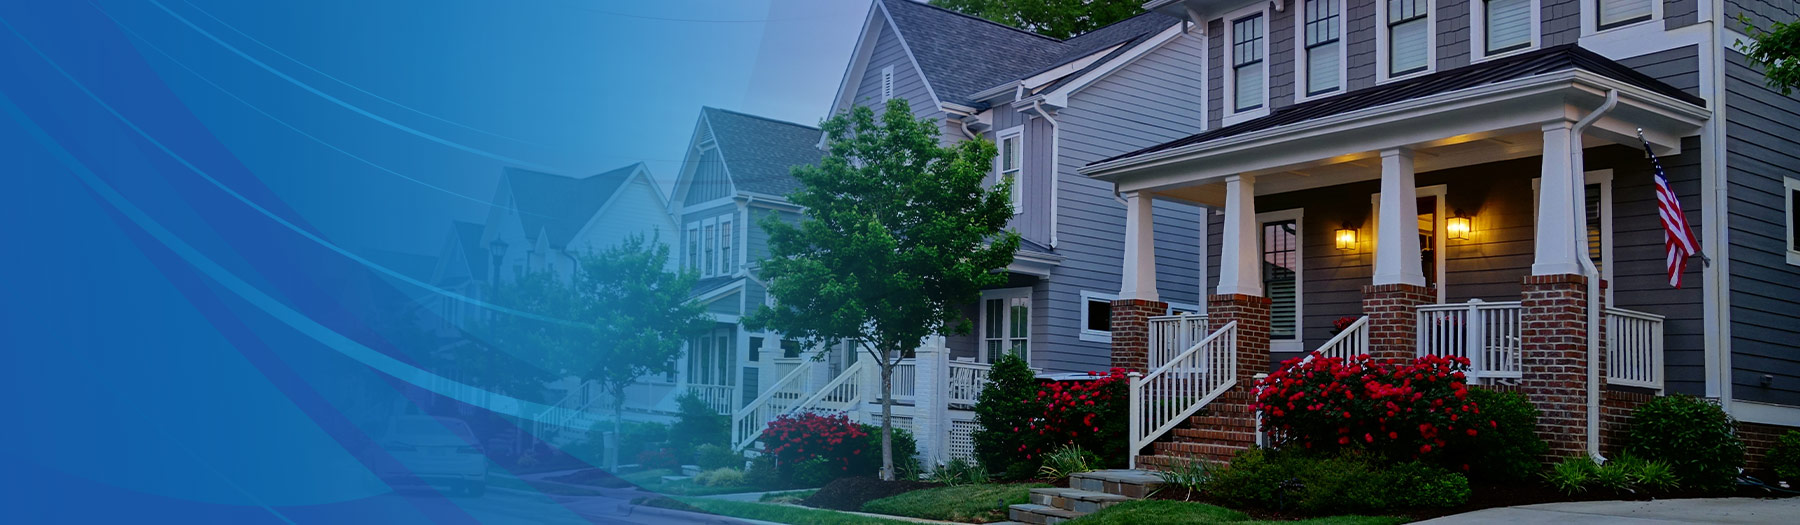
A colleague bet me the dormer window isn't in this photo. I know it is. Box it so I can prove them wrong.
[1380,0,1434,80]
[997,126,1024,214]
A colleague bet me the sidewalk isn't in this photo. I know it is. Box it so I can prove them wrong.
[1416,498,1800,524]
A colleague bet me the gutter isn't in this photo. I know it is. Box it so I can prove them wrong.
[1029,99,1061,249]
[1570,89,1619,461]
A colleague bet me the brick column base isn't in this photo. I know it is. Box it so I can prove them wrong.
[1521,274,1591,459]
[1208,294,1271,383]
[1110,299,1168,372]
[1362,283,1436,361]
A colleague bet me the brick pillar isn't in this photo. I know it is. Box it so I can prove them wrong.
[1208,294,1271,383]
[1520,274,1591,459]
[1361,283,1436,361]
[1110,299,1168,372]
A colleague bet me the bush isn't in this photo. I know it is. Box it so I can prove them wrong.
[1623,394,1744,490]
[746,454,780,488]
[636,448,680,470]
[1455,389,1547,482]
[671,392,729,456]
[1206,448,1467,513]
[1255,354,1490,465]
[1544,456,1682,495]
[695,444,743,471]
[694,467,747,487]
[1544,457,1595,495]
[1028,369,1131,468]
[762,412,918,485]
[928,456,991,486]
[1766,430,1800,482]
[972,354,1042,480]
[1036,444,1100,480]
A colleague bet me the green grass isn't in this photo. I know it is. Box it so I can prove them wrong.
[615,468,675,487]
[672,498,919,525]
[1070,500,1409,525]
[606,468,778,496]
[860,483,1051,523]
[759,489,819,503]
[486,475,606,496]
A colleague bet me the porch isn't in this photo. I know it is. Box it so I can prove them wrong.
[1086,45,1709,466]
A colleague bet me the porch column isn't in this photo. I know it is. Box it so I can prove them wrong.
[1363,148,1435,361]
[1216,175,1261,297]
[911,336,949,468]
[1521,120,1595,459]
[1203,174,1270,457]
[1533,121,1584,276]
[1111,191,1167,371]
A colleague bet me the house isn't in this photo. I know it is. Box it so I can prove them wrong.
[1083,0,1799,469]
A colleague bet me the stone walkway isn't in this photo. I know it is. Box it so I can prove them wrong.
[1416,498,1800,524]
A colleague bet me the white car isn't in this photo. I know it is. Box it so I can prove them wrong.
[374,416,489,497]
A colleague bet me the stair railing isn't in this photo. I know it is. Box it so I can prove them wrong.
[730,358,818,451]
[1127,321,1238,469]
[1310,316,1369,361]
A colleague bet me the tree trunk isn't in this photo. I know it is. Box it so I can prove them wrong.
[880,354,895,481]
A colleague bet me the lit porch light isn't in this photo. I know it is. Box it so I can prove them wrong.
[1335,226,1358,250]
[1447,213,1472,241]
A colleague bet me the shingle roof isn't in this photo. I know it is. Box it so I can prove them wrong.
[879,0,1181,106]
[1094,44,1707,166]
[702,107,824,198]
[503,163,641,248]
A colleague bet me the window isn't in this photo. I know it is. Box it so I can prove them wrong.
[1385,0,1432,77]
[1301,0,1343,96]
[1231,13,1266,112]
[748,336,763,362]
[686,224,700,270]
[1260,216,1300,348]
[1480,0,1534,55]
[703,221,717,276]
[980,288,1031,363]
[881,65,895,101]
[1079,291,1116,342]
[1597,0,1653,30]
[997,127,1024,213]
[719,215,735,274]
[1785,177,1800,265]
[780,339,802,359]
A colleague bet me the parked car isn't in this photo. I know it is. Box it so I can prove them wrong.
[372,416,488,497]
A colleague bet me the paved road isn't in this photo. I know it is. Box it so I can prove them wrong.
[1417,498,1800,524]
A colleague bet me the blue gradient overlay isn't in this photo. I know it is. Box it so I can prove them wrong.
[0,1,859,522]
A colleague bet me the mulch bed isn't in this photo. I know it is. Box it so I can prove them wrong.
[802,477,942,511]
[1150,481,1798,521]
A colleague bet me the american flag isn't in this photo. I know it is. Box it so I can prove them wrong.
[1643,133,1702,288]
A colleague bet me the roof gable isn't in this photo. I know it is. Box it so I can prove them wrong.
[700,107,823,199]
[501,163,643,249]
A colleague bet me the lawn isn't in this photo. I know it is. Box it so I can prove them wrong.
[561,468,778,496]
[860,483,1051,523]
[1071,500,1408,525]
[673,497,919,525]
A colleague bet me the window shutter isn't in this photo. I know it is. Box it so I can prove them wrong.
[1308,41,1340,94]
[1599,0,1653,28]
[1485,0,1532,53]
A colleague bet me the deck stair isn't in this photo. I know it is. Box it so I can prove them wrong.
[1004,470,1164,524]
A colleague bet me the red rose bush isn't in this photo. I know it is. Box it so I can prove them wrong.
[1254,354,1494,466]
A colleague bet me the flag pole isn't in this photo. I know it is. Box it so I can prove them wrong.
[1638,128,1712,267]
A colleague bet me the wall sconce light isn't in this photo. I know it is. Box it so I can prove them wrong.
[1447,212,1472,241]
[1334,225,1357,250]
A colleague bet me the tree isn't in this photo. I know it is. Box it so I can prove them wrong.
[746,98,1019,480]
[930,0,1144,40]
[1737,14,1800,95]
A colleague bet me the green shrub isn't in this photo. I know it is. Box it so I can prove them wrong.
[1544,457,1596,495]
[745,454,780,488]
[670,392,729,456]
[694,467,746,487]
[1624,395,1745,490]
[1616,455,1680,492]
[1456,389,1548,482]
[1206,448,1467,513]
[791,457,837,487]
[972,354,1041,480]
[1154,459,1215,501]
[1036,445,1100,480]
[1593,461,1636,493]
[695,444,743,471]
[928,456,991,486]
[1766,430,1800,482]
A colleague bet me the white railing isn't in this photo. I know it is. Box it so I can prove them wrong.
[1606,307,1664,390]
[879,358,918,403]
[534,379,603,444]
[731,360,816,451]
[1147,313,1210,370]
[1417,300,1522,382]
[1312,316,1369,360]
[1128,321,1238,469]
[946,360,992,406]
[686,383,735,415]
[796,359,869,417]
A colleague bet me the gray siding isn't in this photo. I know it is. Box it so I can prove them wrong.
[985,106,1056,246]
[1726,0,1798,34]
[1208,18,1226,129]
[685,147,732,206]
[1725,51,1800,405]
[849,19,956,144]
[1346,0,1378,91]
[1618,45,1700,97]
[1269,4,1299,111]
[1437,0,1473,71]
[1665,0,1699,29]
[1542,0,1581,47]
[1041,31,1212,373]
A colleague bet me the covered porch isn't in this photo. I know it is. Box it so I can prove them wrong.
[1087,45,1709,462]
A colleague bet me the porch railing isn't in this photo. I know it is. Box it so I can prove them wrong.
[686,383,735,416]
[876,358,918,403]
[1606,307,1664,390]
[533,379,604,445]
[1147,313,1210,370]
[1417,299,1523,382]
[1128,321,1238,469]
[1312,316,1369,360]
[946,360,992,406]
[796,359,869,417]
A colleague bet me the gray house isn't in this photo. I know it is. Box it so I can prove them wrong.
[1078,0,1799,470]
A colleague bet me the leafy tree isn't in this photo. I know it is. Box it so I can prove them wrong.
[1737,14,1800,95]
[930,0,1144,40]
[747,98,1019,480]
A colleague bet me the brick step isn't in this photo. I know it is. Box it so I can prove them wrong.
[1169,427,1257,443]
[1029,487,1132,514]
[1007,503,1082,525]
[1068,469,1164,498]
[1153,440,1249,461]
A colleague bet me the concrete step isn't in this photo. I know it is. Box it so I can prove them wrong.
[1068,469,1164,498]
[1135,454,1227,472]
[1029,487,1132,514]
[1007,503,1082,525]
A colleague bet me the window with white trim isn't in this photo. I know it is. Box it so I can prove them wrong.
[1597,0,1654,30]
[1300,0,1344,97]
[1079,291,1116,343]
[1385,0,1432,77]
[881,65,895,101]
[1785,177,1800,266]
[997,126,1024,214]
[686,222,700,271]
[980,288,1031,363]
[702,219,717,276]
[719,215,735,274]
[1231,13,1267,112]
[1260,211,1302,351]
[1478,0,1535,56]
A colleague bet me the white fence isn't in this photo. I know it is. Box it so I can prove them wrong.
[1128,321,1238,469]
[946,360,991,406]
[1147,313,1210,370]
[686,384,735,415]
[1606,307,1664,390]
[1312,316,1369,360]
[1417,300,1523,383]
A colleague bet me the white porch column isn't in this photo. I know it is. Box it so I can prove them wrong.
[1119,191,1160,301]
[910,337,949,468]
[1217,175,1263,297]
[1373,148,1427,286]
[1533,121,1585,275]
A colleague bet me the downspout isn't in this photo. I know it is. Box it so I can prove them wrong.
[1570,89,1619,461]
[955,116,978,141]
[1030,99,1061,249]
